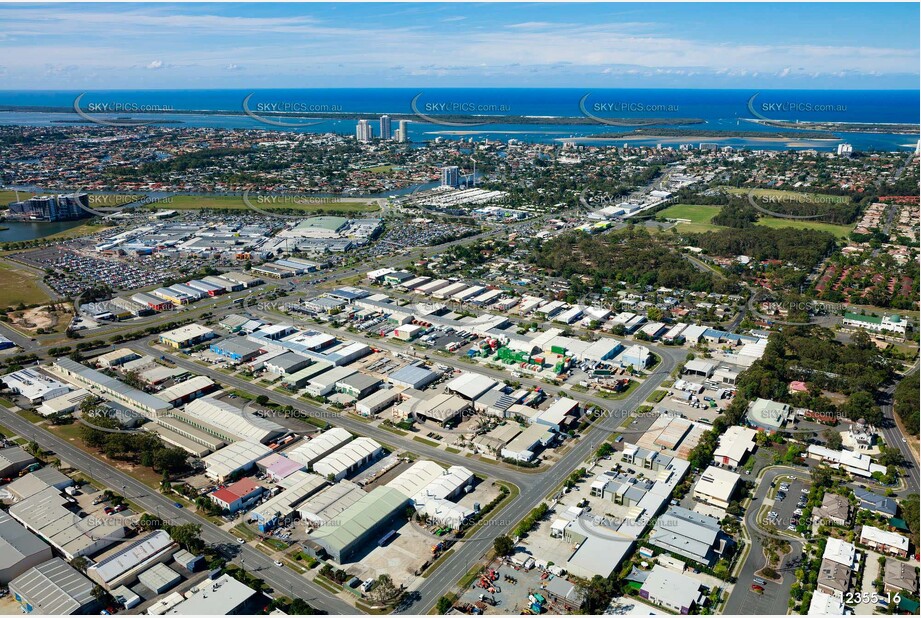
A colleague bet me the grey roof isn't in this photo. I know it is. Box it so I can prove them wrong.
[0,511,51,571]
[9,558,95,615]
[338,372,382,391]
[166,574,258,615]
[53,357,172,414]
[266,352,312,371]
[211,338,264,357]
[388,363,439,388]
[854,487,898,516]
[0,446,37,475]
[649,506,723,564]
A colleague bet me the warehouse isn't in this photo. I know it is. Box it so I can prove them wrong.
[158,324,215,349]
[501,424,556,462]
[388,363,440,390]
[209,477,265,512]
[386,460,446,499]
[680,324,709,344]
[620,344,652,370]
[556,305,583,324]
[662,323,688,344]
[9,558,97,615]
[146,419,223,456]
[392,323,423,341]
[186,280,224,297]
[165,574,261,615]
[336,372,382,399]
[179,396,286,444]
[131,292,172,312]
[713,426,757,469]
[684,359,717,378]
[309,486,408,563]
[472,423,522,455]
[203,441,273,481]
[51,358,173,418]
[10,487,125,559]
[445,372,498,401]
[264,352,312,375]
[400,276,431,291]
[396,392,471,426]
[1,368,70,404]
[287,428,353,468]
[248,471,327,532]
[168,284,205,301]
[5,467,73,501]
[256,453,305,481]
[297,481,367,526]
[208,338,264,363]
[87,530,177,591]
[313,437,383,481]
[95,349,140,369]
[203,275,243,293]
[304,365,358,397]
[220,271,264,288]
[154,375,216,407]
[0,447,37,479]
[432,281,468,299]
[412,465,474,503]
[0,512,53,585]
[416,279,450,295]
[452,285,484,302]
[283,361,333,389]
[137,563,182,594]
[692,466,740,510]
[533,397,580,432]
[356,388,399,417]
[152,287,193,305]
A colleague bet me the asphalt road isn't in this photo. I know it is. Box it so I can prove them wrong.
[879,363,919,496]
[723,468,811,615]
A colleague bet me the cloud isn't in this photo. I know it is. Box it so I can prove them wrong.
[225,63,242,71]
[146,60,164,70]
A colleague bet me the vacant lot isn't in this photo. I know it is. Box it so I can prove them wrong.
[0,259,51,308]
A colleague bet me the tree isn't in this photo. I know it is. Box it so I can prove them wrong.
[25,441,41,457]
[435,597,453,614]
[822,429,842,450]
[369,574,401,605]
[168,523,204,553]
[493,535,514,557]
[70,556,89,573]
[255,394,269,406]
[92,584,114,607]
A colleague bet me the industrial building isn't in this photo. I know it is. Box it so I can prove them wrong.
[309,486,408,563]
[154,375,216,407]
[746,398,792,432]
[249,471,328,532]
[533,397,579,432]
[0,446,37,478]
[87,530,178,591]
[0,512,53,584]
[1,368,70,404]
[95,349,140,369]
[209,338,265,363]
[313,437,383,481]
[51,358,172,417]
[137,563,182,594]
[387,363,440,390]
[158,324,215,349]
[209,477,265,512]
[264,352,312,375]
[355,388,399,417]
[256,453,305,481]
[165,574,261,615]
[335,372,382,399]
[203,441,273,481]
[501,424,556,462]
[5,467,73,501]
[648,506,730,566]
[620,344,652,370]
[37,389,92,417]
[9,558,97,615]
[297,481,367,526]
[304,365,358,397]
[692,466,740,510]
[712,426,757,469]
[177,396,286,444]
[9,487,125,559]
[395,392,471,426]
[639,565,707,614]
[445,371,498,401]
[286,428,353,469]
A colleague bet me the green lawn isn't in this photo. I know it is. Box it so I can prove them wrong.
[657,203,853,238]
[153,194,379,213]
[722,187,849,203]
[0,259,51,308]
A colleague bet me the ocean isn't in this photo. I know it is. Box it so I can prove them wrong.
[0,88,918,151]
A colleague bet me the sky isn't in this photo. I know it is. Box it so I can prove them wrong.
[0,2,918,90]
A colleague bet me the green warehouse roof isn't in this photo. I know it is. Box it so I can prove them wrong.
[309,486,407,555]
[844,312,882,324]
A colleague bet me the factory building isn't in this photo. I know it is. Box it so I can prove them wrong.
[86,530,178,591]
[313,437,383,482]
[9,558,97,615]
[309,486,408,563]
[286,428,353,469]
